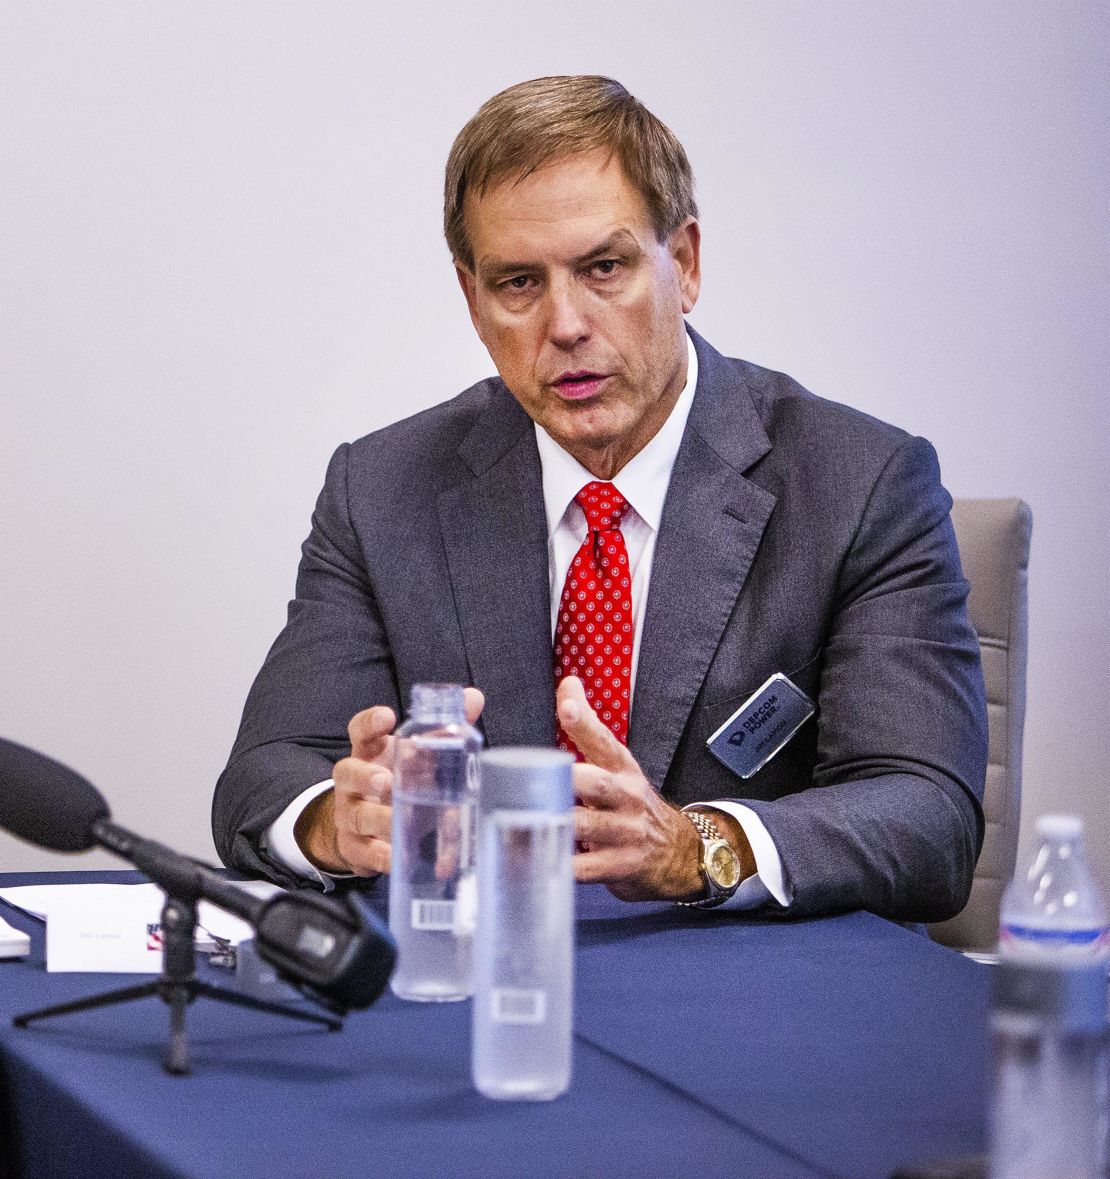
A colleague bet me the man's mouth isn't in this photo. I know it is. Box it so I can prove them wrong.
[552,371,609,400]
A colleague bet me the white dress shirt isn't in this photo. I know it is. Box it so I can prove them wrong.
[266,335,792,909]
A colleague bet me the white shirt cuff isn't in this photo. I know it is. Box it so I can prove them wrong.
[262,779,354,892]
[701,800,793,910]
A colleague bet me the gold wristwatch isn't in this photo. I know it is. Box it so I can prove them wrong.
[676,807,743,909]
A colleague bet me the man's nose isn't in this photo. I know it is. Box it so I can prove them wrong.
[544,277,590,349]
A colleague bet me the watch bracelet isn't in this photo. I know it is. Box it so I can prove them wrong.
[675,808,729,908]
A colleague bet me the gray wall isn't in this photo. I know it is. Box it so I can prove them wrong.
[2,2,1107,888]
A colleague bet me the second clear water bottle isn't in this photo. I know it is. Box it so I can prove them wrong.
[472,748,575,1101]
[999,813,1109,964]
[388,683,482,1002]
[990,813,1110,1179]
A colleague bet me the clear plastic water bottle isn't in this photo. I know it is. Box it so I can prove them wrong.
[990,814,1110,1179]
[472,748,575,1101]
[999,814,1109,964]
[388,684,482,1002]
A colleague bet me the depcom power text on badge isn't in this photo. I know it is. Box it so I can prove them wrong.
[706,673,816,781]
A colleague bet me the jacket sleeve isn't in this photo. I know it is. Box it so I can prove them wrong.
[211,443,402,885]
[741,435,988,922]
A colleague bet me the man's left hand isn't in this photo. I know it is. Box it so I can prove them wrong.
[558,676,715,902]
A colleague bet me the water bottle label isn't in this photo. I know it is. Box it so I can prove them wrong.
[1000,922,1110,949]
[411,899,457,932]
[490,987,547,1025]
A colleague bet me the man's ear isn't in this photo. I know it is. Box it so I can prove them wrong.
[455,266,486,343]
[669,219,701,314]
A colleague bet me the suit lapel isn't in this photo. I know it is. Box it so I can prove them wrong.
[438,386,556,748]
[629,330,777,789]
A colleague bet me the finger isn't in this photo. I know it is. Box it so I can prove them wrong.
[341,797,391,842]
[333,786,392,877]
[463,687,485,725]
[335,831,392,877]
[573,804,633,849]
[557,676,638,774]
[370,769,393,806]
[572,765,629,811]
[572,845,634,884]
[347,706,397,762]
[434,805,463,881]
[333,758,392,804]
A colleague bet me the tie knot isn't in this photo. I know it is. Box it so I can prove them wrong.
[574,481,629,533]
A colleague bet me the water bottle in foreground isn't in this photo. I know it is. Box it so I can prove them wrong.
[990,814,1109,1179]
[472,748,575,1101]
[388,684,482,1002]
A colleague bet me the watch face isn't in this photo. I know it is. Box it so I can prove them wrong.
[708,842,742,890]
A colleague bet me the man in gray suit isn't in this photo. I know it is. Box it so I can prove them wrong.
[213,76,987,921]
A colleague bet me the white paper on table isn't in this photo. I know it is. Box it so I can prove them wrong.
[0,881,282,973]
[0,914,30,959]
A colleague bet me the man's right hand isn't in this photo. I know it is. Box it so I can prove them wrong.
[294,689,485,877]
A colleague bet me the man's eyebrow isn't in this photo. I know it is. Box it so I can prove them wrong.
[573,229,640,265]
[477,256,537,281]
[476,230,642,281]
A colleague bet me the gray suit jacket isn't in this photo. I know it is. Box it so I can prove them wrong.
[213,328,987,921]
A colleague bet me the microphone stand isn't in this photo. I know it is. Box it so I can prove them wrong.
[13,891,341,1076]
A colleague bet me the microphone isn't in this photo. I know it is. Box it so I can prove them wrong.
[0,738,395,1013]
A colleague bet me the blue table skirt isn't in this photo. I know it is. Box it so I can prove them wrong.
[0,872,988,1179]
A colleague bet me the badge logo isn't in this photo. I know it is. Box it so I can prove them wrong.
[706,673,816,780]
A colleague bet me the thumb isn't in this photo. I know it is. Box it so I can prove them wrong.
[463,687,485,726]
[348,705,397,762]
[557,676,636,773]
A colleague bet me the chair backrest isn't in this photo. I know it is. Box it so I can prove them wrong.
[929,498,1032,951]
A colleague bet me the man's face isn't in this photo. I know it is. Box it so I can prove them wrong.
[456,150,701,478]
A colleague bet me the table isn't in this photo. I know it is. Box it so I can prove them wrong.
[0,871,989,1179]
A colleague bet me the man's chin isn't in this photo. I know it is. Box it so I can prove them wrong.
[543,422,633,476]
[543,412,621,452]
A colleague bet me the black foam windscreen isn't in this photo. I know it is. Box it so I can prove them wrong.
[0,738,110,852]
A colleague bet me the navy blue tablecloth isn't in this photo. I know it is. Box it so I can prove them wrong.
[573,890,988,1178]
[0,872,988,1179]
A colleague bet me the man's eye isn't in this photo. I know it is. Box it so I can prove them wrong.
[591,259,621,277]
[503,275,532,291]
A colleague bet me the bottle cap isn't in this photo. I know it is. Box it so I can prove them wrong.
[1035,814,1083,840]
[478,748,574,814]
[408,683,466,724]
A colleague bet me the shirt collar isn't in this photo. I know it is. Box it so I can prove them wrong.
[534,332,698,534]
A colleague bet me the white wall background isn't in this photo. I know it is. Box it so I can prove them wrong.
[2,2,1107,887]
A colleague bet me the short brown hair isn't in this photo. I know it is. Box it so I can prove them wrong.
[444,75,698,270]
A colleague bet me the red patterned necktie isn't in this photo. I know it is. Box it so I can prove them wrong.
[554,481,634,759]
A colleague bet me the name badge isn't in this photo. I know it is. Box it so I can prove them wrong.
[706,673,816,780]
